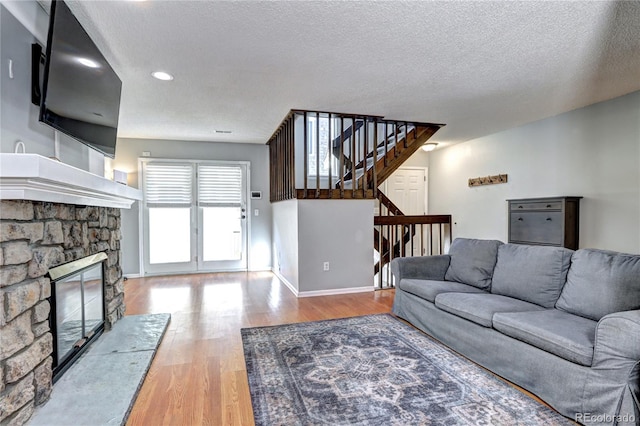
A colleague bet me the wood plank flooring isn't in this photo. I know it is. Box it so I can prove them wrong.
[123,272,395,426]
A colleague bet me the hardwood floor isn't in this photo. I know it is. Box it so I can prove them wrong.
[123,271,395,426]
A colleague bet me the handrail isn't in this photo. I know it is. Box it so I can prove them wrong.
[377,191,403,216]
[375,215,452,225]
[291,109,385,120]
[331,120,363,149]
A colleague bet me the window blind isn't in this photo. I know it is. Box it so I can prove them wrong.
[198,165,242,206]
[144,163,193,207]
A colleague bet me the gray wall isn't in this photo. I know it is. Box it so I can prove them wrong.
[428,91,640,254]
[297,199,373,293]
[114,137,272,274]
[1,3,95,170]
[272,199,374,294]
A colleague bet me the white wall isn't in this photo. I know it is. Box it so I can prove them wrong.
[429,91,640,254]
[272,199,374,295]
[114,137,273,275]
[271,200,299,292]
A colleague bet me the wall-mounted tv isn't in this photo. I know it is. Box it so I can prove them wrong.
[40,0,122,159]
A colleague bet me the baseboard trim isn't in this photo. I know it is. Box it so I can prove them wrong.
[248,267,273,272]
[271,269,299,297]
[124,273,141,279]
[270,270,373,298]
[297,286,373,298]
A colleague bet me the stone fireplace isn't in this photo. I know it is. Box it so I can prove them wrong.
[0,201,125,423]
[0,153,142,425]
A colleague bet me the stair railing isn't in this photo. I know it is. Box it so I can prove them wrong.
[267,109,443,201]
[374,190,451,289]
[374,213,452,289]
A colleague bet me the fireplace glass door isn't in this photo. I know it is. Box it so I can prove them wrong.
[49,253,106,380]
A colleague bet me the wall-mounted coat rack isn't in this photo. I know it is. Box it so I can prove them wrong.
[468,174,508,187]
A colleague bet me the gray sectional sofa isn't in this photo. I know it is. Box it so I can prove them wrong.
[391,238,640,425]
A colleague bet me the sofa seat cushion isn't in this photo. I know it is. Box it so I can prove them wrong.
[398,279,486,303]
[493,310,597,366]
[556,249,640,321]
[491,244,573,308]
[444,238,503,290]
[434,293,545,328]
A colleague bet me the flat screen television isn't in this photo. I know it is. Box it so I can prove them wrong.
[40,0,122,159]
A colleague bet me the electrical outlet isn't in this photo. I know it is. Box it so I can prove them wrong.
[323,262,330,271]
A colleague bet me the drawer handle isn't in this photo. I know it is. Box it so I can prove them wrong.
[546,217,552,221]
[518,217,523,221]
[518,206,523,209]
[546,204,552,208]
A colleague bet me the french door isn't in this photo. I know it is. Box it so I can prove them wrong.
[141,160,248,275]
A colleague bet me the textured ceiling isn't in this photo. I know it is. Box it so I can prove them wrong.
[63,0,640,146]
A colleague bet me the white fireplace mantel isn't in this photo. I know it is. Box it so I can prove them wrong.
[0,154,142,209]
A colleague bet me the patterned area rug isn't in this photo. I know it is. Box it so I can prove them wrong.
[242,314,572,425]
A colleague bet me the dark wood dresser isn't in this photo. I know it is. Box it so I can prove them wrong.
[507,196,582,250]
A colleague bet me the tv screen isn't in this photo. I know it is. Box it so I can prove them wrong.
[40,0,122,159]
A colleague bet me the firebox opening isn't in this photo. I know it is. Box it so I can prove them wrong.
[48,252,107,382]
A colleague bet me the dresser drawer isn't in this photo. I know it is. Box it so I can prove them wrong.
[509,212,563,245]
[510,201,562,211]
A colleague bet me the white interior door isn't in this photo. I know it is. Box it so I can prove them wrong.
[385,167,427,215]
[385,167,428,256]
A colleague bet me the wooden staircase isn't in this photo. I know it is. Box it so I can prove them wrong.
[333,121,442,191]
[267,110,451,289]
[328,119,449,282]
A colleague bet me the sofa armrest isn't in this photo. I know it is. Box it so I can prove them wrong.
[390,255,451,282]
[593,309,640,368]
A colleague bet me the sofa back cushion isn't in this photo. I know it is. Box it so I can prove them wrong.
[444,238,503,290]
[556,249,640,320]
[491,244,573,307]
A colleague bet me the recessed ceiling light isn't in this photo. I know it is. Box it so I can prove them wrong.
[78,58,99,68]
[151,71,174,81]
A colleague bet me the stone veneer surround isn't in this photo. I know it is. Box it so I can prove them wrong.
[0,200,125,424]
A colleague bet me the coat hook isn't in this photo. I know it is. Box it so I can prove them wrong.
[468,173,508,187]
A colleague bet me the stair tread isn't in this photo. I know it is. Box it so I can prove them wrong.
[336,124,423,188]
